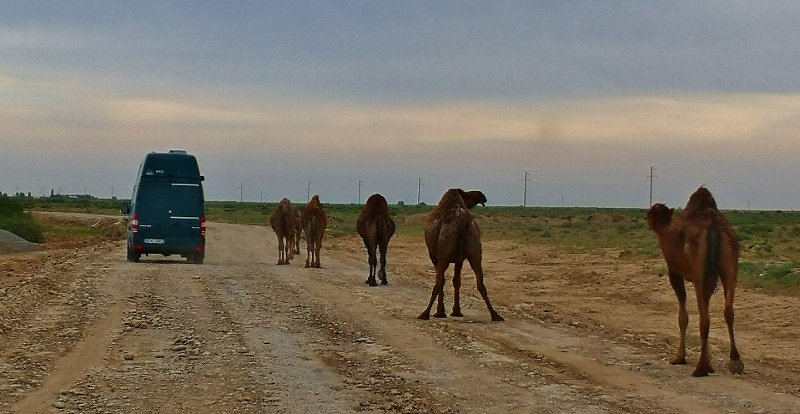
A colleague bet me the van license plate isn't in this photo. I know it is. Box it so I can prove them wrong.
[143,238,165,244]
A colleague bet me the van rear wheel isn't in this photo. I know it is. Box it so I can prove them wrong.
[189,253,204,264]
[126,245,140,262]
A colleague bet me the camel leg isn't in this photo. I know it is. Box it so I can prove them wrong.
[451,261,463,317]
[466,255,503,321]
[365,242,378,286]
[433,262,449,318]
[313,239,322,268]
[378,241,388,285]
[721,268,744,374]
[277,237,285,265]
[668,271,688,365]
[692,285,715,377]
[284,237,292,264]
[419,266,447,320]
[305,240,312,268]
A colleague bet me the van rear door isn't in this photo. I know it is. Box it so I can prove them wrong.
[168,182,204,240]
[135,182,170,242]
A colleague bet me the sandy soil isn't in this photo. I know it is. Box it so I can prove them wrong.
[1,213,799,413]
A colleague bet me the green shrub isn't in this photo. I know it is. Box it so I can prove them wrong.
[0,197,44,242]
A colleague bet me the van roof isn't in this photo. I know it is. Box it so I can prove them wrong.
[139,151,201,179]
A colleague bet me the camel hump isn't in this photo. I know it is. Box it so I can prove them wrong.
[685,186,718,212]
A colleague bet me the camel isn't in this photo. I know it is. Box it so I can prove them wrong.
[300,195,327,268]
[646,186,743,377]
[418,188,504,321]
[356,193,396,286]
[292,208,302,255]
[269,198,297,265]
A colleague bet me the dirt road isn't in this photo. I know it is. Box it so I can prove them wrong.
[1,216,799,413]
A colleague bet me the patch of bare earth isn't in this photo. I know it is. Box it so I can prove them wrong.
[1,212,799,413]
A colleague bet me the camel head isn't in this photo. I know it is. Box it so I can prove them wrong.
[459,189,488,209]
[646,203,674,231]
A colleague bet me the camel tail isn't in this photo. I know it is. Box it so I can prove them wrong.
[704,228,721,294]
[308,216,318,241]
[375,219,384,243]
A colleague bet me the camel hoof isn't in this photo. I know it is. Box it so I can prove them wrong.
[491,315,505,322]
[366,279,378,287]
[728,359,744,374]
[433,313,447,318]
[417,313,430,320]
[691,367,710,377]
[304,263,310,268]
[451,312,463,317]
[380,279,388,285]
[669,357,687,365]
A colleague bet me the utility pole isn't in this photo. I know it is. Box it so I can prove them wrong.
[357,180,363,204]
[417,177,423,205]
[307,181,311,201]
[240,183,243,202]
[523,171,530,207]
[648,166,657,207]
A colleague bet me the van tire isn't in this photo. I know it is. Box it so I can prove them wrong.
[127,246,140,263]
[190,253,204,264]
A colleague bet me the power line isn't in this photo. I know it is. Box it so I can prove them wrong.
[523,171,530,207]
[417,177,423,205]
[648,166,658,207]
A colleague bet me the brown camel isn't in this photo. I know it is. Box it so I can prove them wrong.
[646,186,743,377]
[356,193,396,286]
[419,188,503,321]
[300,195,327,268]
[460,190,487,209]
[292,208,302,255]
[269,198,296,265]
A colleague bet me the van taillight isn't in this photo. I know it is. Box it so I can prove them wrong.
[131,213,139,234]
[200,215,206,237]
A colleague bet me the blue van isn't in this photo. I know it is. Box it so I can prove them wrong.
[121,150,206,264]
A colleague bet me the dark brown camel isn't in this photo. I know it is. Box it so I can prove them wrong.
[419,188,503,321]
[356,193,396,286]
[300,195,327,268]
[292,208,302,256]
[269,198,296,265]
[646,186,743,377]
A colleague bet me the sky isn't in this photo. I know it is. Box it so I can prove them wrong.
[3,1,800,209]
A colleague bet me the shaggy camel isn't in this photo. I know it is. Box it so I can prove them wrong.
[269,198,296,265]
[292,208,302,255]
[356,193,396,286]
[419,188,503,321]
[646,186,743,377]
[300,195,327,268]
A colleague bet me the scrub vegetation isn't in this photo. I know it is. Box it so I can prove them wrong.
[12,198,800,296]
[0,196,44,242]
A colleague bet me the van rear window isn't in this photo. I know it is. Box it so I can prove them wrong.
[170,183,204,217]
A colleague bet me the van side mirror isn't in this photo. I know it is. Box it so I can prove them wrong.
[120,202,130,215]
[200,175,205,182]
